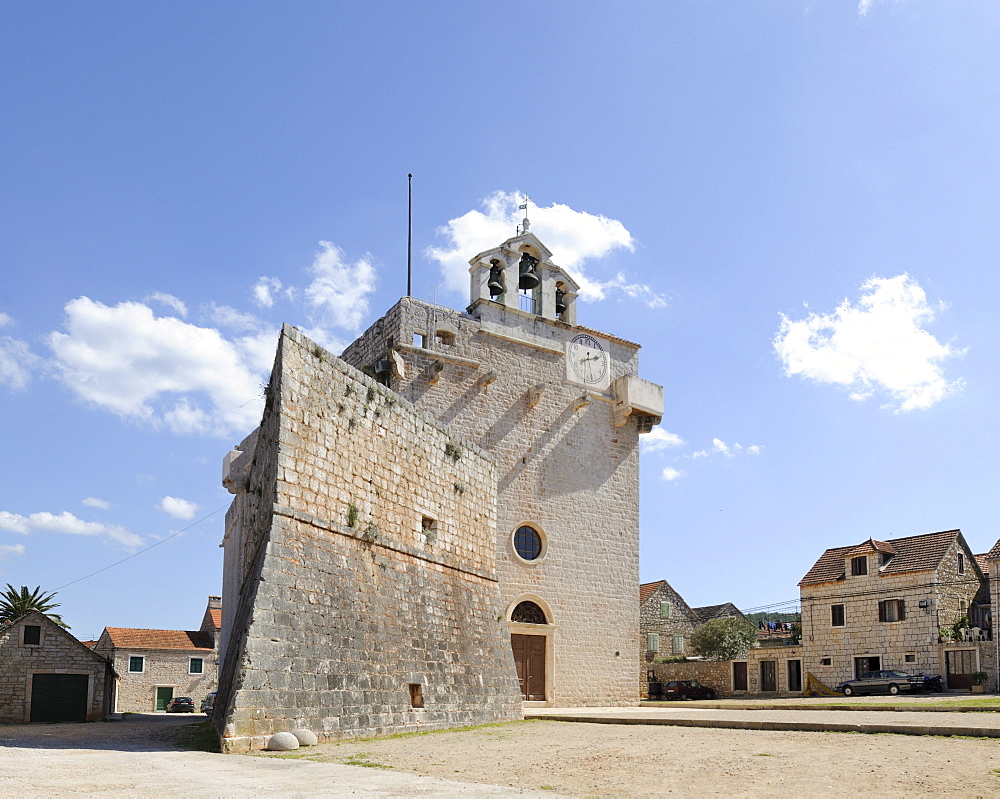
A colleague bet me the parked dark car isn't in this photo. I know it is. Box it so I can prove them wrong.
[662,679,716,700]
[200,692,216,715]
[835,670,924,696]
[165,696,196,713]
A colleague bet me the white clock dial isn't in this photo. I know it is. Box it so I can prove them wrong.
[568,334,608,385]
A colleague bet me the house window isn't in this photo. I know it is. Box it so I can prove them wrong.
[435,330,454,347]
[128,655,145,673]
[189,657,204,675]
[511,601,547,625]
[958,554,965,574]
[513,525,543,561]
[660,601,671,619]
[831,604,845,627]
[820,657,833,666]
[647,633,660,653]
[851,556,868,576]
[672,636,684,655]
[23,625,41,645]
[905,653,916,663]
[878,599,906,623]
[879,552,893,567]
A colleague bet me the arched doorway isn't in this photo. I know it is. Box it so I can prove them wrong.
[509,600,549,701]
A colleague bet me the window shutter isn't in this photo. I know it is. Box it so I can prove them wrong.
[660,601,671,619]
[878,601,886,622]
[648,633,659,652]
[898,599,905,621]
[672,635,684,654]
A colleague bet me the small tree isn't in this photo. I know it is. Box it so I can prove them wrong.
[690,617,757,661]
[0,584,70,629]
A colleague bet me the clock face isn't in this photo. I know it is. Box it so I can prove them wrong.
[568,333,609,385]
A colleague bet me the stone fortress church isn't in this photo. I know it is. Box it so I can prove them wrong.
[214,220,663,751]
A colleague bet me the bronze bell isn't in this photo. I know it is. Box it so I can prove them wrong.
[487,264,505,296]
[555,288,567,315]
[518,253,540,290]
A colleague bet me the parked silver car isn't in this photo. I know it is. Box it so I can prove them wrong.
[200,692,216,715]
[835,670,924,696]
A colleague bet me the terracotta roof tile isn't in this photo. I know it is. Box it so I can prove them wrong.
[693,603,744,622]
[640,581,665,604]
[208,608,222,629]
[103,628,214,650]
[975,554,989,574]
[987,539,1000,561]
[800,529,962,586]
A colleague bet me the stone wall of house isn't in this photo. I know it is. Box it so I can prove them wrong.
[648,660,733,697]
[800,540,983,687]
[215,325,523,752]
[342,296,643,706]
[639,584,702,659]
[93,645,216,712]
[0,613,109,722]
[647,646,807,698]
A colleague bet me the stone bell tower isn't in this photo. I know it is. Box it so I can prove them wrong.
[340,217,664,707]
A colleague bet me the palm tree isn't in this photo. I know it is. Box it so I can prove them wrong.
[0,584,70,629]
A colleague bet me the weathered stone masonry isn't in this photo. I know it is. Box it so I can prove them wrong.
[215,325,523,752]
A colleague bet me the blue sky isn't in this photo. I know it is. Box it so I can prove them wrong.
[2,1,998,638]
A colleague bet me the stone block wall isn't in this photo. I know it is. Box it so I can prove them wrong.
[342,297,643,707]
[215,325,523,752]
[647,660,733,697]
[0,613,110,722]
[95,647,216,712]
[801,540,983,686]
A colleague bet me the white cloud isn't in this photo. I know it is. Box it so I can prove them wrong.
[48,297,266,436]
[304,242,377,333]
[857,0,907,16]
[774,274,964,412]
[0,510,142,549]
[158,496,199,520]
[0,543,25,562]
[205,303,262,333]
[426,191,652,303]
[0,336,40,390]
[252,277,283,308]
[661,467,685,481]
[691,438,761,459]
[146,292,188,318]
[82,497,112,509]
[0,313,12,329]
[641,428,686,453]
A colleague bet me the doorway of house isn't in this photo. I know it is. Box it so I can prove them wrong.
[854,656,880,678]
[511,634,545,700]
[787,659,802,692]
[155,686,173,711]
[946,649,975,689]
[760,660,777,692]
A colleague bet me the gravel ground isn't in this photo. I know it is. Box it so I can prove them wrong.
[3,710,1000,797]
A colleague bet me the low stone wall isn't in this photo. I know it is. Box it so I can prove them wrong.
[646,661,733,698]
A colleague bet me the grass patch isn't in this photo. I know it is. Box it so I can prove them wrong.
[343,753,392,769]
[333,718,535,745]
[174,720,220,753]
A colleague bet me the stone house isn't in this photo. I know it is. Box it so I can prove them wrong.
[94,596,220,712]
[0,610,113,722]
[640,580,746,660]
[640,579,749,697]
[216,224,662,751]
[799,529,993,691]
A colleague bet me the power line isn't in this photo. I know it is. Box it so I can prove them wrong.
[54,504,228,591]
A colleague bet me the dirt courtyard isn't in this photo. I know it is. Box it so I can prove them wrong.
[2,713,1000,796]
[274,717,1000,796]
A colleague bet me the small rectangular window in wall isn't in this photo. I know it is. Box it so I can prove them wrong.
[820,657,833,666]
[647,633,660,653]
[672,635,684,655]
[189,657,204,675]
[23,625,41,645]
[958,554,965,574]
[851,556,868,576]
[660,601,671,619]
[905,653,916,663]
[831,604,845,627]
[128,655,145,673]
[878,599,905,623]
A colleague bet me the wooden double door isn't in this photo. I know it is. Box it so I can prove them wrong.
[511,634,546,700]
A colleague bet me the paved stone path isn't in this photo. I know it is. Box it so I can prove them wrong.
[526,704,1000,737]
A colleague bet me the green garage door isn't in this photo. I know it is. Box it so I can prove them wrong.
[30,673,89,722]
